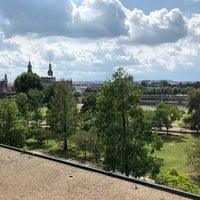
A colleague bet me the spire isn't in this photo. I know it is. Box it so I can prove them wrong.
[27,60,32,73]
[4,74,8,84]
[47,61,53,77]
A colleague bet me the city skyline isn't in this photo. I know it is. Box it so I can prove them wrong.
[0,0,200,82]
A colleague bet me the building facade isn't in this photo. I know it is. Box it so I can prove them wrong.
[27,61,56,87]
[0,74,8,93]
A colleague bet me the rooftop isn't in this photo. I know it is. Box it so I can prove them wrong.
[0,147,191,200]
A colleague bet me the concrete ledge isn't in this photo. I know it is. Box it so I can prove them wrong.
[1,143,200,199]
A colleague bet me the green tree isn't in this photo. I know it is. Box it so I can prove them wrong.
[0,98,27,147]
[14,72,44,94]
[79,91,98,131]
[43,82,57,108]
[155,168,200,194]
[154,102,180,134]
[46,80,77,151]
[97,68,163,177]
[28,125,50,146]
[15,92,29,122]
[80,91,97,115]
[75,131,100,160]
[185,88,200,132]
[28,89,44,123]
[186,137,200,178]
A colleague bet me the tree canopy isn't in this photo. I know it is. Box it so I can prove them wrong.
[97,68,163,177]
[46,80,77,151]
[155,168,200,194]
[185,88,200,131]
[0,98,27,147]
[14,72,44,94]
[186,137,200,178]
[154,102,180,134]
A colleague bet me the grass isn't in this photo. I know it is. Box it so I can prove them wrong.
[26,138,89,163]
[26,133,197,175]
[154,133,197,173]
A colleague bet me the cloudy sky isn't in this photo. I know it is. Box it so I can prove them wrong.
[0,0,200,82]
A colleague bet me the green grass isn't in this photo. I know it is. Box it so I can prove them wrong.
[26,133,197,175]
[154,133,196,173]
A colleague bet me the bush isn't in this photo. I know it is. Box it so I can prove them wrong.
[155,168,200,194]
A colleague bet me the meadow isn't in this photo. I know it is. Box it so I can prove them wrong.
[154,133,196,174]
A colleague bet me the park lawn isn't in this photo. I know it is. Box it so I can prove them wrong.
[26,138,84,160]
[154,133,196,173]
[26,132,197,176]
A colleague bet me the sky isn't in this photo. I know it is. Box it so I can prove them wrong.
[0,0,200,83]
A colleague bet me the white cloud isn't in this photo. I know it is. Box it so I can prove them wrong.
[0,0,129,39]
[0,0,200,82]
[71,0,129,38]
[187,14,200,42]
[125,8,188,45]
[0,0,73,37]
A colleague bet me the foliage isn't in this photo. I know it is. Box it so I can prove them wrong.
[79,91,98,131]
[80,91,97,115]
[46,80,77,151]
[97,68,163,177]
[186,136,200,177]
[43,82,57,108]
[154,102,180,134]
[74,131,101,161]
[155,168,200,194]
[28,125,50,146]
[0,98,27,147]
[15,92,29,120]
[28,89,44,122]
[141,80,200,95]
[14,72,44,94]
[184,88,200,132]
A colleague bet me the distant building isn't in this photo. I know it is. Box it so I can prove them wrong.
[27,61,56,87]
[0,74,8,93]
[41,62,56,87]
[0,74,15,99]
[27,61,32,73]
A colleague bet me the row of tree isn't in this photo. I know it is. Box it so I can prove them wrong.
[0,68,200,182]
[140,80,200,95]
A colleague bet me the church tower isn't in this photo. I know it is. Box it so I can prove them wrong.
[4,74,8,85]
[47,62,53,77]
[41,62,56,87]
[27,61,32,73]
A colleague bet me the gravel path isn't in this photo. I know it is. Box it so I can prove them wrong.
[0,147,190,200]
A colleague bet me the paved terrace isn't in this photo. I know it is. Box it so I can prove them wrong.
[0,146,195,200]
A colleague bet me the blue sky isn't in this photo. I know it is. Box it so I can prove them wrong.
[0,0,200,82]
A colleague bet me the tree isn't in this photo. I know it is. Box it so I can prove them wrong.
[15,92,29,122]
[80,91,98,131]
[75,131,100,161]
[28,125,50,146]
[46,80,77,151]
[14,72,44,94]
[154,102,180,134]
[0,98,27,148]
[28,89,44,123]
[80,91,97,115]
[186,137,200,178]
[155,168,200,194]
[185,88,200,132]
[43,82,57,108]
[97,68,163,177]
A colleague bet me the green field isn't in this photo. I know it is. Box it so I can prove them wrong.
[27,133,197,175]
[154,133,197,173]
